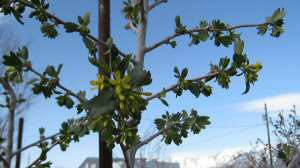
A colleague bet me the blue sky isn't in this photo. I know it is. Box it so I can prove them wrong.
[1,0,300,167]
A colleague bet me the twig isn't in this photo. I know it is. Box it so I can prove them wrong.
[145,22,269,53]
[0,154,9,167]
[145,71,219,101]
[148,0,168,11]
[11,133,60,158]
[14,0,128,58]
[26,66,86,104]
[26,140,60,168]
[127,21,138,33]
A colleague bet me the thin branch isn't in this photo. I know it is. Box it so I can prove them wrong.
[26,66,86,104]
[26,140,60,168]
[134,129,164,150]
[127,21,138,33]
[0,154,9,167]
[145,22,269,53]
[145,71,219,101]
[133,119,184,151]
[14,0,128,58]
[0,77,17,167]
[148,0,168,11]
[0,104,8,108]
[10,132,60,158]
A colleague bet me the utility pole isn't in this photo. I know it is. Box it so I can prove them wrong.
[15,117,24,168]
[98,0,113,168]
[264,103,274,168]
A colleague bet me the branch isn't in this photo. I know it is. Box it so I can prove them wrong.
[0,154,9,167]
[148,0,168,11]
[26,140,60,168]
[127,21,138,33]
[14,0,128,58]
[133,119,184,151]
[145,22,269,53]
[26,66,86,104]
[10,132,60,158]
[134,129,164,151]
[145,71,219,101]
[0,104,8,108]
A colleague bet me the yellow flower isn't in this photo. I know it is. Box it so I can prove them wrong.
[90,74,105,90]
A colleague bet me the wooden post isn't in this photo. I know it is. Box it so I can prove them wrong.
[264,104,274,168]
[98,0,113,168]
[15,118,24,168]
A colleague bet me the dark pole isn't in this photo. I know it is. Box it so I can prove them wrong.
[264,104,274,168]
[15,118,24,168]
[98,0,113,168]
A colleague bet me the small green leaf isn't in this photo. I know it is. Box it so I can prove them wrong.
[64,22,79,33]
[257,24,268,36]
[40,23,58,39]
[159,98,169,107]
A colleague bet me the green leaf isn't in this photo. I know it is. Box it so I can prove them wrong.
[155,118,166,130]
[257,24,268,36]
[88,56,99,67]
[87,92,115,117]
[83,37,97,56]
[82,13,91,26]
[216,35,233,47]
[242,81,250,94]
[39,127,45,135]
[269,8,286,23]
[159,98,169,107]
[234,38,244,55]
[219,57,230,69]
[64,22,79,33]
[169,41,177,48]
[45,65,57,77]
[40,23,58,39]
[181,68,188,79]
[131,65,152,87]
[188,83,201,97]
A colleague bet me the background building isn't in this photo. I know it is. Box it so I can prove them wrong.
[78,157,180,168]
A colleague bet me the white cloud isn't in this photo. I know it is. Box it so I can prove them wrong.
[239,93,300,113]
[171,146,250,168]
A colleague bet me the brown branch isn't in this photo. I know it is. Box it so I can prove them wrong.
[148,0,168,11]
[15,0,128,58]
[0,77,17,167]
[26,66,86,104]
[26,140,60,168]
[0,154,9,167]
[145,71,219,101]
[134,129,164,151]
[11,132,60,158]
[145,22,269,53]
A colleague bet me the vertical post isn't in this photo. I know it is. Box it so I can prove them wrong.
[264,104,274,168]
[15,117,24,168]
[98,0,113,168]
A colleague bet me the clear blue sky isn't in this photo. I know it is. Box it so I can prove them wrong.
[1,0,300,167]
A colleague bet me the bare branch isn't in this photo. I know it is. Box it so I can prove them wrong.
[145,71,219,101]
[145,22,269,53]
[148,0,168,11]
